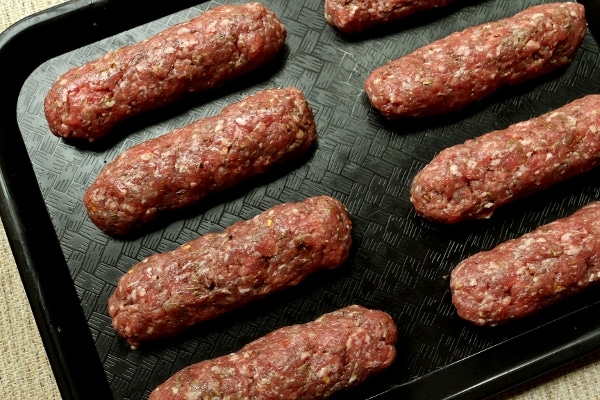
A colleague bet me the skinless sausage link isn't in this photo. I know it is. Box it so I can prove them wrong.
[84,87,317,236]
[364,2,586,118]
[325,0,456,33]
[410,94,600,224]
[148,305,397,400]
[44,2,287,141]
[451,201,600,326]
[108,195,353,349]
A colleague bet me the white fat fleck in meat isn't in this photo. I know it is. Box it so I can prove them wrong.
[317,366,330,378]
[123,203,138,214]
[530,12,546,20]
[524,40,541,51]
[184,390,198,400]
[490,158,502,167]
[219,18,234,29]
[214,120,224,133]
[520,138,533,146]
[515,164,529,177]
[560,232,583,255]
[210,365,224,374]
[177,26,191,35]
[545,112,560,121]
[560,232,575,242]
[275,261,292,272]
[488,261,501,271]
[145,266,160,280]
[455,45,471,57]
[566,115,578,128]
[495,43,506,57]
[501,296,512,306]
[588,272,600,282]
[347,4,359,17]
[173,272,188,284]
[449,164,461,176]
[517,237,536,251]
[161,47,176,56]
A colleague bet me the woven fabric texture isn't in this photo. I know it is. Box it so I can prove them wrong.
[1,2,68,399]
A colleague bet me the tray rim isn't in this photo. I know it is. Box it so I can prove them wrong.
[2,1,600,399]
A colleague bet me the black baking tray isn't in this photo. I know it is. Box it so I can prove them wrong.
[3,0,600,399]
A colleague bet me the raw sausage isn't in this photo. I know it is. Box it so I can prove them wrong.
[450,201,600,326]
[364,2,586,118]
[325,0,455,33]
[410,94,600,224]
[148,305,397,400]
[84,87,316,236]
[108,195,353,349]
[44,2,287,141]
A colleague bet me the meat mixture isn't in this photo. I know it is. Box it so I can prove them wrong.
[84,87,317,236]
[44,2,287,141]
[410,94,600,223]
[148,305,397,400]
[325,0,455,33]
[108,195,353,349]
[364,2,586,118]
[451,201,600,326]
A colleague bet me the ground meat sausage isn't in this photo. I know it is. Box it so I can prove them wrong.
[410,94,600,224]
[325,0,455,33]
[364,2,586,118]
[148,305,397,400]
[44,2,287,141]
[84,87,316,236]
[108,195,353,349]
[450,201,600,326]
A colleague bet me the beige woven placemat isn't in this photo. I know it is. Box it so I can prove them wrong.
[1,2,67,399]
[1,1,600,400]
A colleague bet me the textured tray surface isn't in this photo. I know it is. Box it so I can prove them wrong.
[12,0,600,399]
